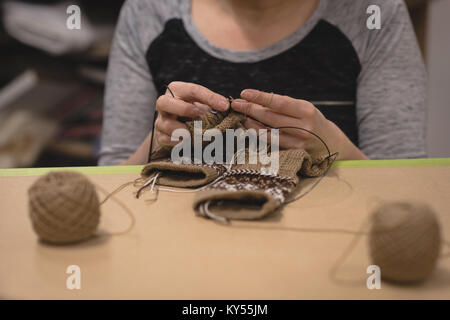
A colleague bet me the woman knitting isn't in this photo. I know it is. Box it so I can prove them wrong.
[99,0,426,166]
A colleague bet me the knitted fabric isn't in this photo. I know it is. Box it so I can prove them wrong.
[143,109,330,220]
[194,149,331,220]
[154,109,246,151]
[141,110,246,188]
[185,109,246,134]
[141,159,227,188]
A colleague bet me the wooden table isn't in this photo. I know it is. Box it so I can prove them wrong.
[1,159,449,299]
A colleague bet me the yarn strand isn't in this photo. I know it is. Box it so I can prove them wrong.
[99,181,134,206]
[328,220,370,286]
[96,183,136,236]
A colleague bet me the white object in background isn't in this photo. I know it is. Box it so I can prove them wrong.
[0,110,58,168]
[2,1,109,55]
[0,70,38,111]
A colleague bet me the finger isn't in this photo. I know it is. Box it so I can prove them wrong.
[244,118,301,148]
[233,99,315,137]
[243,117,272,145]
[158,110,176,119]
[278,132,306,150]
[155,116,188,136]
[156,95,203,118]
[157,132,179,146]
[244,117,305,149]
[240,89,312,119]
[168,81,229,111]
[193,102,213,114]
[156,109,176,121]
[244,117,268,130]
[232,99,306,134]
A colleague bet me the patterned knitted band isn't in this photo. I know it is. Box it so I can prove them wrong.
[194,149,332,221]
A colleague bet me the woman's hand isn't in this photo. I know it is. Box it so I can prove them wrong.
[153,81,230,149]
[120,82,229,165]
[231,89,369,160]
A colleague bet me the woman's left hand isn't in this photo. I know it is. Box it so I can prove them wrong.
[231,89,368,160]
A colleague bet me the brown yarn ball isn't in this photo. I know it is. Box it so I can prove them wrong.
[28,171,100,244]
[369,202,441,283]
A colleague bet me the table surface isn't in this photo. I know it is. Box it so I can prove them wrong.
[1,158,450,300]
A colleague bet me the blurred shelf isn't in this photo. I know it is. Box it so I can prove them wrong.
[0,0,123,167]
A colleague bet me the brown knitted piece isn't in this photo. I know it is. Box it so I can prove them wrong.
[194,149,331,221]
[143,109,330,217]
[141,159,227,188]
[185,109,246,134]
[142,110,246,188]
[154,110,246,151]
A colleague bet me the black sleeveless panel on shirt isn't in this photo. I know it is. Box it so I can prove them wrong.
[146,19,361,145]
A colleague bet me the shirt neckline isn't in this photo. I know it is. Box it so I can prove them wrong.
[181,0,326,63]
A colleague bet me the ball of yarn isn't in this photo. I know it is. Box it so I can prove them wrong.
[369,202,441,283]
[28,171,100,244]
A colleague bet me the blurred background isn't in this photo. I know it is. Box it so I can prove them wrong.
[0,0,448,168]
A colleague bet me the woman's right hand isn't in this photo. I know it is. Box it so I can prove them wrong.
[153,81,230,150]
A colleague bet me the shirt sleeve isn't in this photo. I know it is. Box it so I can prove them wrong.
[98,0,159,166]
[356,0,427,159]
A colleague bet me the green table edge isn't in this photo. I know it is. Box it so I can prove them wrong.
[0,158,449,177]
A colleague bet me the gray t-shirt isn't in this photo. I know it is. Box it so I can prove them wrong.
[99,0,427,165]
